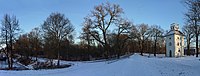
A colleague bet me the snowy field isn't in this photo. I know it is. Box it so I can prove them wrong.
[0,54,200,76]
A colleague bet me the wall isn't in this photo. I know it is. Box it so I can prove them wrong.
[166,34,184,57]
[166,35,175,57]
[174,35,184,57]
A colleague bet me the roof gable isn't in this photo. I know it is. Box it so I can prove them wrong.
[165,30,184,37]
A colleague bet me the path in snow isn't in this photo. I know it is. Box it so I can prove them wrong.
[0,54,200,76]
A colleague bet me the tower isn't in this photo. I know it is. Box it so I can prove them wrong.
[165,23,184,57]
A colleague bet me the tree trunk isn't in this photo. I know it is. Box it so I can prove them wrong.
[141,40,143,56]
[9,24,13,70]
[87,36,91,59]
[196,34,198,57]
[10,36,13,70]
[195,21,198,57]
[57,52,60,66]
[5,29,11,69]
[103,31,109,58]
[104,44,109,59]
[187,39,191,56]
[57,43,60,67]
[36,54,38,61]
[154,39,157,57]
[35,41,38,61]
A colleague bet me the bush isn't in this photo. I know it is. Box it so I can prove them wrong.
[18,57,32,66]
[33,61,71,70]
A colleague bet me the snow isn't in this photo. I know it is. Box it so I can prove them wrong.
[0,54,200,76]
[0,60,26,69]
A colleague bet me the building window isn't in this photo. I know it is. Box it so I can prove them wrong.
[169,42,172,46]
[177,37,179,39]
[177,42,179,46]
[169,37,171,39]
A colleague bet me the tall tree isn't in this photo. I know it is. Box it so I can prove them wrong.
[129,25,139,53]
[149,25,163,56]
[184,0,200,57]
[182,24,194,55]
[43,35,56,66]
[83,2,123,58]
[42,12,74,66]
[1,14,20,69]
[113,19,132,57]
[15,34,31,59]
[80,18,93,54]
[136,24,151,56]
[28,27,42,61]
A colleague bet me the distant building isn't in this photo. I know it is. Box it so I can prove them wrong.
[165,23,184,57]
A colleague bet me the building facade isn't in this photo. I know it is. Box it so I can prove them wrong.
[165,23,184,57]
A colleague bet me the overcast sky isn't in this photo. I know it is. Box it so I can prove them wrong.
[0,0,187,40]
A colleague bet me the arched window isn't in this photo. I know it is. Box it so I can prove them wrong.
[169,42,172,46]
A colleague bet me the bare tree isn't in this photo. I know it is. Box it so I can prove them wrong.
[149,25,163,56]
[42,12,74,66]
[184,0,200,57]
[15,34,31,60]
[83,2,123,58]
[129,24,139,53]
[43,35,56,66]
[1,14,20,69]
[80,18,93,53]
[182,24,195,55]
[136,24,151,56]
[113,19,132,57]
[28,27,42,61]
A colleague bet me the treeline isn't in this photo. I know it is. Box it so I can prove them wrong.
[0,0,199,69]
[183,0,200,57]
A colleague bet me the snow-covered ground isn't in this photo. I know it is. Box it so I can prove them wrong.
[0,54,200,76]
